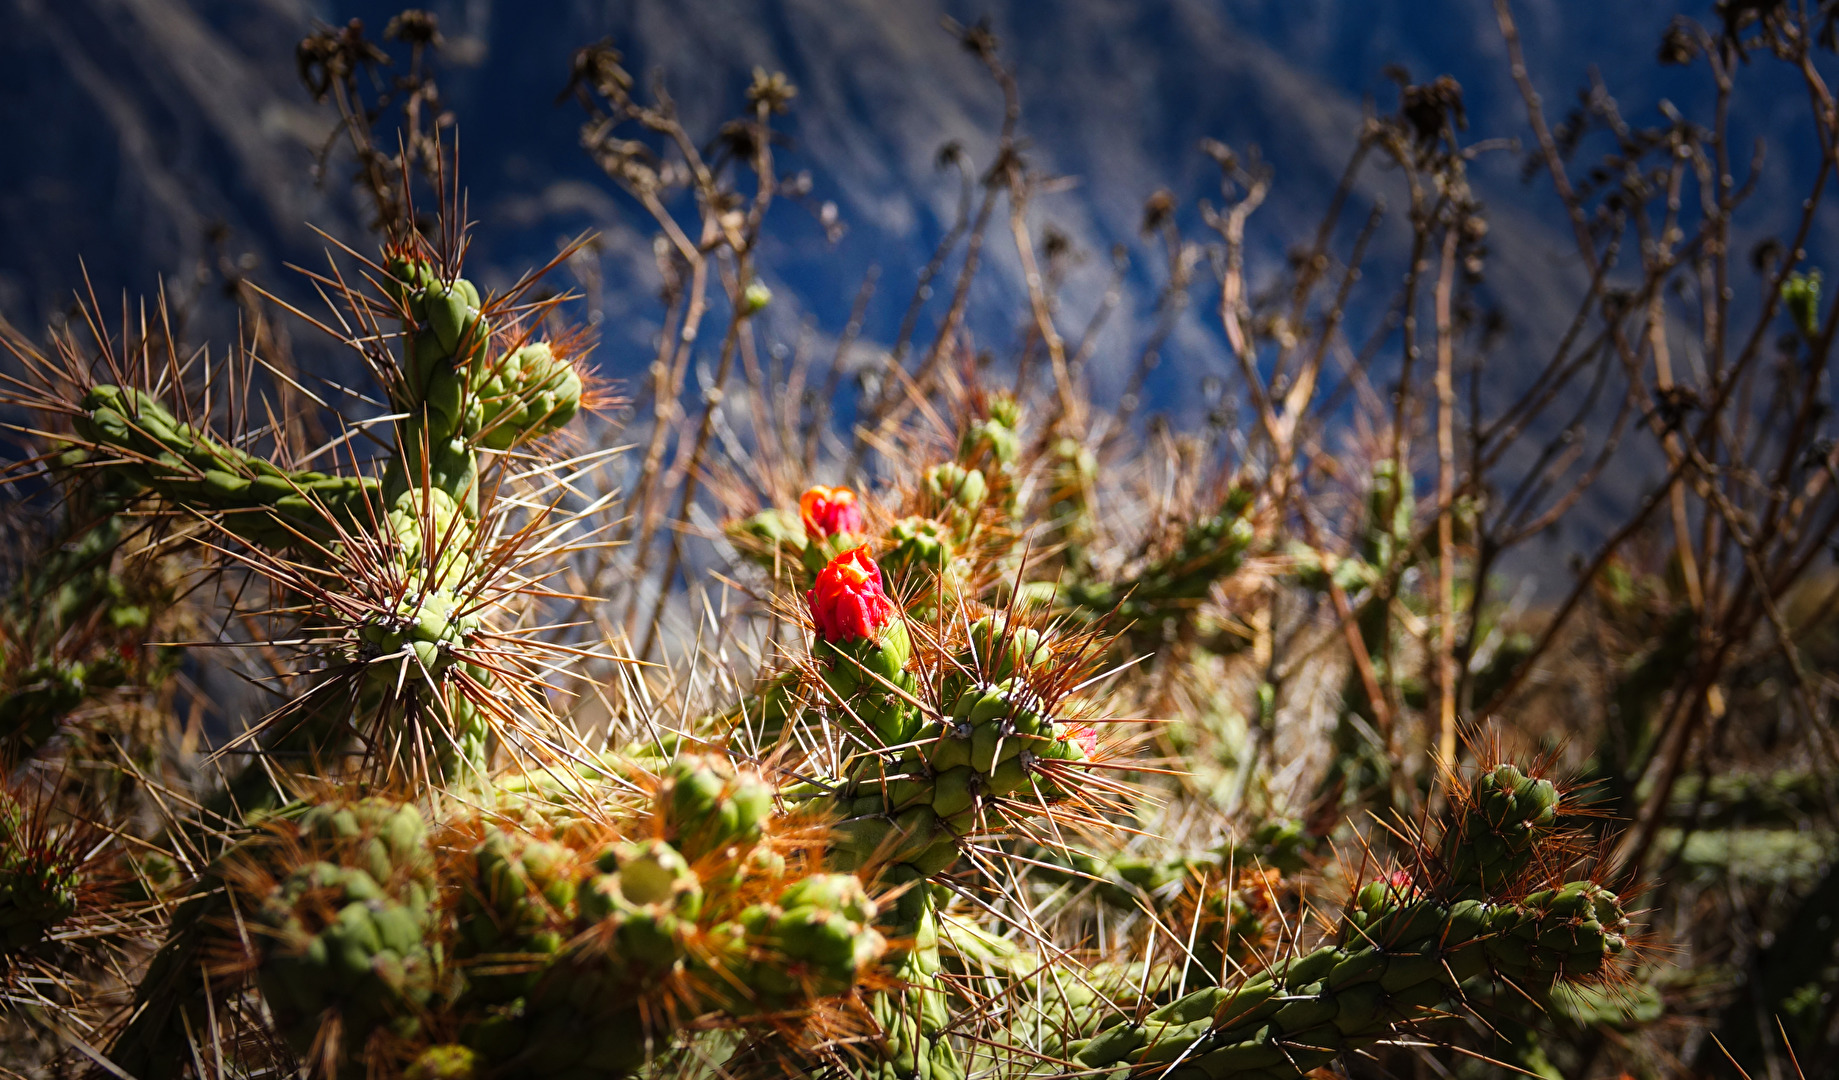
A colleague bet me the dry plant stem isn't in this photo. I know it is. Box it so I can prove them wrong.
[1001,172,1081,438]
[639,97,777,658]
[1298,501,1392,737]
[1433,226,1459,770]
[619,207,712,553]
[640,286,746,661]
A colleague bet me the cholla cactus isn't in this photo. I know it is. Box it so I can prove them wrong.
[0,110,1650,1080]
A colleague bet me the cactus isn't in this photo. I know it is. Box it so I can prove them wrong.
[0,89,1666,1077]
[1056,484,1257,650]
[0,788,82,956]
[1059,764,1629,1078]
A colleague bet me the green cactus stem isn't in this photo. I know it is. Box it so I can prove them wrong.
[74,385,382,547]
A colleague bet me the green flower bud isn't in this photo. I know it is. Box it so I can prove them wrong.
[423,280,486,358]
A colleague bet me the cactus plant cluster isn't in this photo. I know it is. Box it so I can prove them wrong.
[0,45,1662,1079]
[0,206,1643,1074]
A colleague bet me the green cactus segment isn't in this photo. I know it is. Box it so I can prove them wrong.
[1442,764,1560,896]
[925,680,1091,802]
[386,486,476,578]
[358,588,479,676]
[0,794,80,953]
[2,659,117,753]
[1068,877,1630,1077]
[834,677,1092,879]
[75,385,381,544]
[734,873,888,1008]
[386,421,481,520]
[459,828,578,1004]
[471,342,583,450]
[884,516,954,576]
[961,403,1020,471]
[818,617,918,746]
[832,617,1085,879]
[865,899,963,1080]
[248,801,439,1056]
[0,493,179,754]
[962,613,1051,686]
[1058,486,1255,633]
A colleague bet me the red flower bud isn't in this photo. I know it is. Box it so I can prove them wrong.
[799,485,864,541]
[807,546,895,643]
[1060,724,1099,760]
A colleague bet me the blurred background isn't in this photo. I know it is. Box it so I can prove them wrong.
[3,1,1821,448]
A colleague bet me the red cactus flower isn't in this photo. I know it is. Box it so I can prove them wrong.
[799,485,864,541]
[807,546,895,642]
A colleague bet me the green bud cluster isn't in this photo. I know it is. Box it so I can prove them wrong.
[247,800,439,1058]
[0,792,80,953]
[458,828,578,1003]
[884,515,953,576]
[1442,764,1560,896]
[452,759,887,1076]
[471,342,584,451]
[959,404,1020,470]
[730,873,887,1008]
[924,462,987,526]
[727,507,808,571]
[577,839,707,970]
[661,754,774,862]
